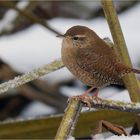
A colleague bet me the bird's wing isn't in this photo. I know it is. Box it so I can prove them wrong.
[75,47,122,84]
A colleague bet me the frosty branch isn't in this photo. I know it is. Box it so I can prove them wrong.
[55,97,140,139]
[55,99,83,140]
[82,96,140,113]
[0,59,64,95]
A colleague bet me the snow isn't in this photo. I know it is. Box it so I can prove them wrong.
[67,134,140,140]
[17,1,29,9]
[0,9,17,32]
[92,134,105,140]
[17,101,55,118]
[111,90,130,102]
[106,135,140,140]
[60,86,85,97]
[92,134,140,140]
[0,1,29,33]
[67,136,75,140]
[0,3,140,139]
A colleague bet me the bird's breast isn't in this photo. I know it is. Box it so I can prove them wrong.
[62,46,80,75]
[61,44,96,86]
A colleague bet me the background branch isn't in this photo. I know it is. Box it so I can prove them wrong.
[0,1,61,35]
[0,59,67,116]
[0,110,135,139]
[0,59,64,95]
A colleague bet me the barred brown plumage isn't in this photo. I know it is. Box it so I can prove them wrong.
[60,25,140,98]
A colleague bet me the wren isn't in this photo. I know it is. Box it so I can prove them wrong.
[60,25,140,97]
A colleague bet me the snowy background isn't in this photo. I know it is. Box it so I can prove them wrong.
[0,1,140,139]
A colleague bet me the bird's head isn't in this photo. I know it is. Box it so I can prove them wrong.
[59,25,98,49]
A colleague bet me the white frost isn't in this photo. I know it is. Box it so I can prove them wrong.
[106,135,140,140]
[67,136,75,140]
[92,134,104,140]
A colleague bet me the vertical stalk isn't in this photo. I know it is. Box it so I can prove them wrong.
[55,99,83,139]
[101,0,140,131]
[101,0,140,102]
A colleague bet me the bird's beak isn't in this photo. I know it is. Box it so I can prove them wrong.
[56,34,65,38]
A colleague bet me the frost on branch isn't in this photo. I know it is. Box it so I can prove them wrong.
[0,59,64,95]
[82,96,140,113]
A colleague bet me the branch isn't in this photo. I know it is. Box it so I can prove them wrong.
[55,100,83,140]
[0,1,62,35]
[55,96,140,139]
[82,96,140,113]
[0,59,64,95]
[101,0,140,102]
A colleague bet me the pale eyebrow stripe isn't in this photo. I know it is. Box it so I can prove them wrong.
[74,35,86,38]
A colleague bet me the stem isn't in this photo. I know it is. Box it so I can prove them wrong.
[101,0,140,103]
[101,0,140,131]
[55,99,83,140]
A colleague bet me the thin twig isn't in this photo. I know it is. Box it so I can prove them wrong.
[82,96,140,113]
[55,99,83,140]
[0,1,62,35]
[0,59,64,95]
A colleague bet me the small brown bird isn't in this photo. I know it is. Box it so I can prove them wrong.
[60,25,140,98]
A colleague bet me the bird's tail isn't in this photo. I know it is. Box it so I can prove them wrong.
[116,63,140,77]
[120,67,140,77]
[131,68,140,74]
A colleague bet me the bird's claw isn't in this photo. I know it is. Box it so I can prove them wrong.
[67,95,92,109]
[68,94,103,112]
[80,96,92,109]
[68,95,102,110]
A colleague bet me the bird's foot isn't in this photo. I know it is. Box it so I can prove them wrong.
[81,87,100,108]
[69,95,102,109]
[69,94,92,108]
[81,95,102,108]
[68,87,100,108]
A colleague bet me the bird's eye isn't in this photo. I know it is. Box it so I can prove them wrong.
[73,36,79,40]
